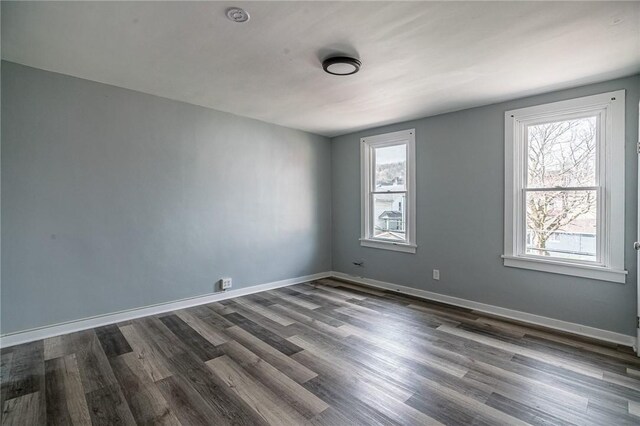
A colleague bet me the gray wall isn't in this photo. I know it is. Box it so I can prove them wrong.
[331,74,640,336]
[1,61,331,334]
[3,59,638,338]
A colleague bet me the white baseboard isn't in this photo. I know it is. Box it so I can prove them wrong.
[3,269,635,351]
[0,271,331,348]
[330,271,637,349]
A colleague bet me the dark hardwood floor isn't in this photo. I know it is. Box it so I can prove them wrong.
[2,278,640,425]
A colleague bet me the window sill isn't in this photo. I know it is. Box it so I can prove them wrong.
[360,239,416,253]
[501,255,627,283]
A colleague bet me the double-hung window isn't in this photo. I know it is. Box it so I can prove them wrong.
[361,129,416,253]
[503,91,626,283]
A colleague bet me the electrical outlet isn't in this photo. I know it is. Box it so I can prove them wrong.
[432,269,440,280]
[220,277,232,290]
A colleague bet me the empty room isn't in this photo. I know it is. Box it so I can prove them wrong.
[1,1,640,425]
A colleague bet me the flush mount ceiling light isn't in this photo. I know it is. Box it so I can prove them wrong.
[322,56,361,76]
[226,7,250,23]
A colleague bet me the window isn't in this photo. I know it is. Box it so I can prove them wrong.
[361,129,416,253]
[503,91,626,283]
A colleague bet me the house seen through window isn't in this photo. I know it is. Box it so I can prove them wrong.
[373,144,406,241]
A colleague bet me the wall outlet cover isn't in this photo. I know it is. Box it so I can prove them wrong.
[433,269,440,280]
[221,277,232,290]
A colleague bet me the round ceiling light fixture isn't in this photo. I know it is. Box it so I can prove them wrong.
[322,56,361,76]
[226,7,250,23]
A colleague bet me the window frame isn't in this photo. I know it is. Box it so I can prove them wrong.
[360,129,417,254]
[503,90,627,283]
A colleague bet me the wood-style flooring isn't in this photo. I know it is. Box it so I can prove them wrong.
[2,278,640,425]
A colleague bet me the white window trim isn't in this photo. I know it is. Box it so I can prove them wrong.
[361,129,417,254]
[503,90,627,283]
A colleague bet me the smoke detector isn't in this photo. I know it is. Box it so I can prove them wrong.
[226,7,250,23]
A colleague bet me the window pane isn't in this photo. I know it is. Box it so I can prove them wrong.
[374,144,406,191]
[527,116,597,188]
[372,193,406,241]
[525,190,596,261]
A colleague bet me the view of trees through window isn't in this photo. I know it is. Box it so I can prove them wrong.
[525,116,598,261]
[373,144,407,241]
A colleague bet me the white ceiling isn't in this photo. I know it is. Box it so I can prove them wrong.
[3,1,639,137]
